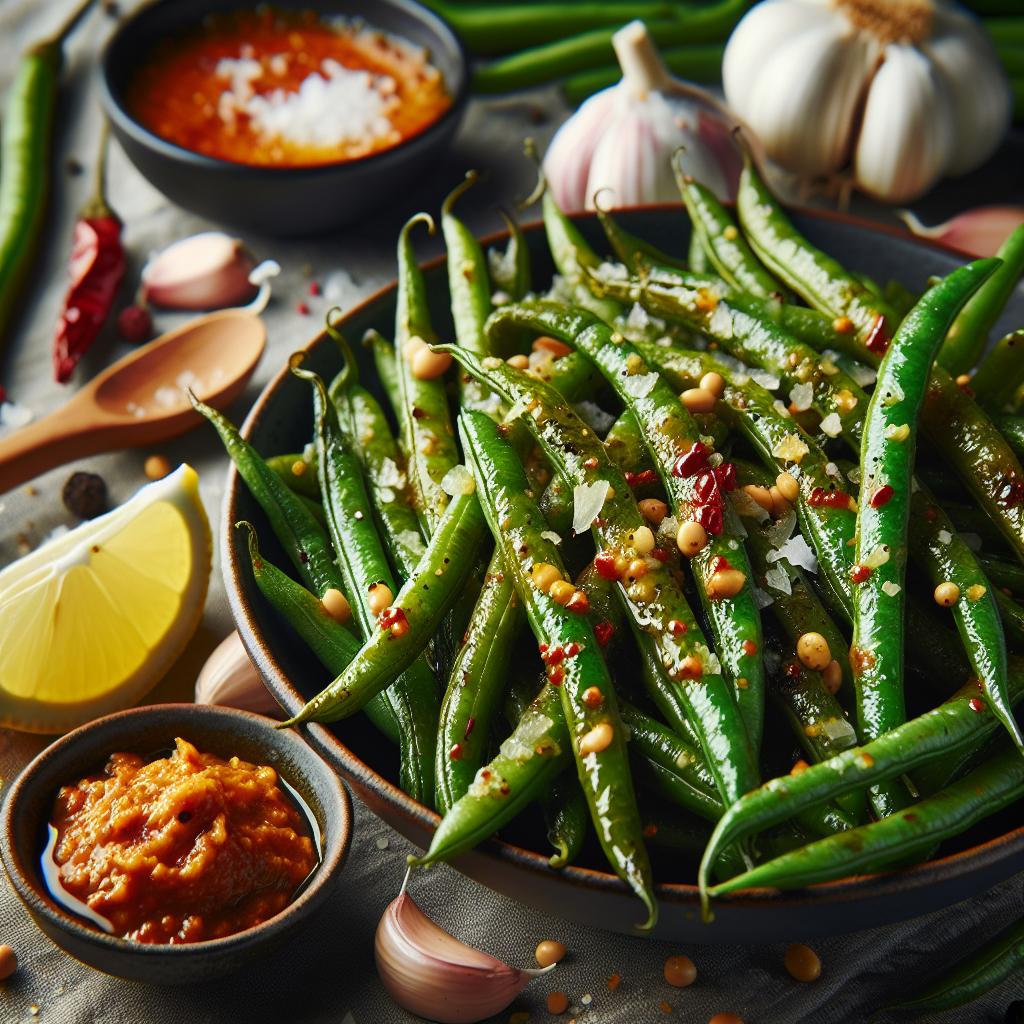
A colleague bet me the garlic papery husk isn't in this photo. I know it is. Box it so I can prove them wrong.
[195,631,279,714]
[141,232,257,310]
[899,207,1024,257]
[375,874,552,1023]
[544,20,739,213]
[723,0,1012,203]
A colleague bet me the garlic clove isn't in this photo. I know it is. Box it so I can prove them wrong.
[375,874,552,1024]
[854,43,954,203]
[141,232,257,310]
[195,631,279,714]
[742,20,877,179]
[925,8,1011,177]
[899,207,1024,258]
[543,87,618,213]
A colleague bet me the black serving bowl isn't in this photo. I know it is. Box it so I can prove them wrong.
[0,704,352,984]
[223,206,1024,943]
[99,0,469,236]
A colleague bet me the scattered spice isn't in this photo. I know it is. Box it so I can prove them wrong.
[547,991,570,1015]
[144,454,173,480]
[664,955,696,988]
[0,944,16,981]
[784,943,821,982]
[116,304,153,344]
[62,471,107,520]
[535,940,567,968]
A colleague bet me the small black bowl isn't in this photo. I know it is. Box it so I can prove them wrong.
[0,703,352,984]
[99,0,469,236]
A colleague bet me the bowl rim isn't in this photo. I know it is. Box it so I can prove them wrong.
[98,0,471,177]
[224,203,1024,913]
[0,702,352,957]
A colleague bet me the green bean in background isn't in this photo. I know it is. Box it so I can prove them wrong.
[972,328,1024,411]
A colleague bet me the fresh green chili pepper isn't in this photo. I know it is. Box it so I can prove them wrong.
[456,408,657,928]
[698,663,1024,915]
[849,260,999,776]
[972,329,1024,412]
[488,300,766,752]
[939,225,1024,375]
[281,473,487,727]
[394,213,461,532]
[708,743,1024,897]
[191,394,344,600]
[879,915,1024,1020]
[236,521,400,745]
[0,0,96,350]
[291,358,440,804]
[673,159,786,300]
[437,344,759,806]
[736,155,899,353]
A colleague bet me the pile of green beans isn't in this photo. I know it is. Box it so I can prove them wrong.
[202,146,1024,977]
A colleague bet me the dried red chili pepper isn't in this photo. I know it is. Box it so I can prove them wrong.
[53,125,125,383]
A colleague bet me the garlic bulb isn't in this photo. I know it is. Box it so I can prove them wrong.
[195,631,279,714]
[141,232,257,310]
[724,0,1011,203]
[545,20,738,212]
[900,207,1024,258]
[375,873,552,1023]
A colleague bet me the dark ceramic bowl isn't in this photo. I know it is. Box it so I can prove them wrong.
[0,703,351,984]
[223,207,1024,942]
[99,0,469,236]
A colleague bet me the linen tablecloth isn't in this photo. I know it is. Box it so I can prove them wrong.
[1,3,1022,1021]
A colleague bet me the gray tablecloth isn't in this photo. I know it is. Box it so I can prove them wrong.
[1,3,1023,1022]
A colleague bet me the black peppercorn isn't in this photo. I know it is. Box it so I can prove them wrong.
[62,472,107,520]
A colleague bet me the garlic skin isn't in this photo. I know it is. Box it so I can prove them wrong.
[723,0,1011,202]
[195,631,278,714]
[900,207,1024,257]
[544,20,735,213]
[375,875,551,1023]
[141,232,257,310]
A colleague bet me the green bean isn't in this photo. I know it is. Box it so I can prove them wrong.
[939,225,1024,375]
[190,394,344,600]
[543,773,589,869]
[236,522,399,745]
[972,328,1024,412]
[489,208,532,302]
[1000,413,1024,463]
[363,328,402,419]
[708,744,1024,896]
[980,553,1024,597]
[265,452,320,499]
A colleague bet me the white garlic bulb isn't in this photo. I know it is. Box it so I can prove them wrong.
[195,631,278,714]
[723,0,1011,203]
[545,20,737,212]
[375,874,552,1023]
[141,232,257,310]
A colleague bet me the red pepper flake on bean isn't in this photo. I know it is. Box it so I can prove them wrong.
[673,442,709,478]
[869,484,894,508]
[850,564,872,584]
[594,621,615,647]
[625,469,658,487]
[865,314,889,355]
[378,606,409,636]
[969,697,986,713]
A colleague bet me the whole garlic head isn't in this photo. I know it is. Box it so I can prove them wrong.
[723,0,1011,202]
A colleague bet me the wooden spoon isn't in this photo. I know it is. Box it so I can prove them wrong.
[0,308,265,494]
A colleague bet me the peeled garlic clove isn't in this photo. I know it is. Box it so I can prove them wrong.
[544,86,618,213]
[195,631,278,714]
[141,232,257,310]
[899,207,1024,258]
[854,44,954,204]
[375,876,552,1023]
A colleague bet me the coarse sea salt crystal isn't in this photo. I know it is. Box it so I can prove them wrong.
[0,401,33,429]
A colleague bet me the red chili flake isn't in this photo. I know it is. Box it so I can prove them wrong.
[869,484,894,508]
[713,461,737,492]
[464,717,475,738]
[0,385,6,404]
[995,475,1024,509]
[808,486,850,509]
[563,641,582,658]
[308,281,321,297]
[542,645,565,666]
[379,606,410,636]
[650,547,670,563]
[547,665,565,686]
[296,301,311,316]
[968,697,986,713]
[566,590,590,614]
[594,621,615,647]
[695,504,723,535]
[642,823,658,838]
[582,686,604,709]
[625,469,658,487]
[584,457,600,470]
[924,506,938,522]
[741,639,758,656]
[784,660,802,679]
[115,304,152,345]
[711,555,731,573]
[850,564,872,584]
[449,743,463,760]
[538,642,549,654]
[668,619,687,636]
[865,313,889,355]
[694,471,718,502]
[672,442,709,479]
[595,551,620,580]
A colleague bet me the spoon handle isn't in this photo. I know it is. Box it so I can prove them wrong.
[0,402,107,494]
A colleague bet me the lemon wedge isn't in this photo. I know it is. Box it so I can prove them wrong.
[0,464,211,733]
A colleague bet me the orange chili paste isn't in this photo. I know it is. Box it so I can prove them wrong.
[125,8,451,168]
[48,738,317,944]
